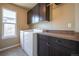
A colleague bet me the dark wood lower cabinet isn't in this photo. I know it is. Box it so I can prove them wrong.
[37,34,79,56]
[37,35,49,56]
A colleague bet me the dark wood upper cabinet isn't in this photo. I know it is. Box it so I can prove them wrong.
[27,3,50,24]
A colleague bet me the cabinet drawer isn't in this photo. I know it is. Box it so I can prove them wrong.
[37,34,48,41]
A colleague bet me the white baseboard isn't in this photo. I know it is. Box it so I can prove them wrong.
[0,43,20,52]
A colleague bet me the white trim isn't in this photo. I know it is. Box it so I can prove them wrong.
[0,43,20,52]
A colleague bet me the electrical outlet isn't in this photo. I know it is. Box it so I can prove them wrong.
[68,23,72,28]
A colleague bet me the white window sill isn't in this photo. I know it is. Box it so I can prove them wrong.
[2,35,17,40]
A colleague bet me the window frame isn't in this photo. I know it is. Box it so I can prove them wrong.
[2,8,17,39]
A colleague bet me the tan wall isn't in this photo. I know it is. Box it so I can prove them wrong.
[52,3,75,30]
[32,4,75,31]
[0,3,28,49]
[75,4,79,32]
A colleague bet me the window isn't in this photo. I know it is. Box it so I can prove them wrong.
[2,9,17,39]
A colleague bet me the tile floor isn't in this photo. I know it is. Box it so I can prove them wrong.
[0,47,28,56]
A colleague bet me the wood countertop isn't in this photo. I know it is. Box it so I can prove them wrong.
[37,30,79,42]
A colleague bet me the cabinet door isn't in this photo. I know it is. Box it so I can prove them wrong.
[39,3,46,21]
[55,45,70,56]
[27,11,30,24]
[27,10,32,24]
[48,37,71,56]
[31,4,40,23]
[46,4,50,21]
[37,34,48,56]
[48,42,70,56]
[38,39,48,56]
[33,4,40,23]
[48,43,54,56]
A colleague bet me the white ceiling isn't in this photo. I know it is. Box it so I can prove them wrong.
[14,3,37,9]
